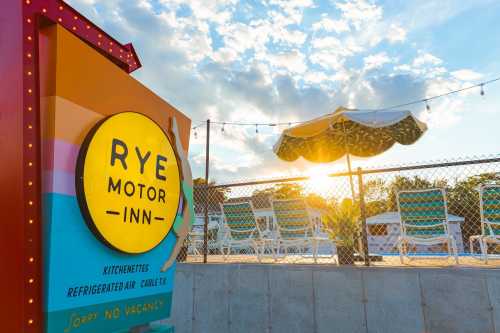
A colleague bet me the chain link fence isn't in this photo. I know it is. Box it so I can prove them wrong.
[178,156,500,267]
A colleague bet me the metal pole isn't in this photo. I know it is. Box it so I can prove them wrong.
[341,121,356,200]
[357,167,370,266]
[346,153,356,199]
[203,119,210,263]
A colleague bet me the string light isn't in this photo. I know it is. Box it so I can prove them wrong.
[191,75,500,134]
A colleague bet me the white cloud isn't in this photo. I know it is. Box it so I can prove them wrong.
[335,0,383,30]
[413,51,443,67]
[363,52,393,71]
[267,50,308,74]
[66,0,492,181]
[387,23,407,43]
[451,69,483,81]
[309,52,345,71]
[312,18,350,33]
[211,47,239,64]
[303,71,330,84]
[272,28,308,45]
[217,22,269,54]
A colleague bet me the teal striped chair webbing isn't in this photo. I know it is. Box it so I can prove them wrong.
[398,189,447,238]
[222,202,257,240]
[481,186,500,236]
[273,199,312,239]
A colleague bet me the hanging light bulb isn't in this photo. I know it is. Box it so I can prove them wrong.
[255,124,259,134]
[194,128,198,139]
[480,84,485,96]
[425,100,431,112]
[221,122,225,133]
[288,122,292,127]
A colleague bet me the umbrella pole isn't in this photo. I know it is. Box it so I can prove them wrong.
[346,153,356,199]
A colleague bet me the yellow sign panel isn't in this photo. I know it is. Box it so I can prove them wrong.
[76,112,181,254]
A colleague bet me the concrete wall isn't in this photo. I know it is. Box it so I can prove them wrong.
[165,264,500,333]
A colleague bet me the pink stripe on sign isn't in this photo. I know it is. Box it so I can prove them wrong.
[42,170,76,196]
[43,139,80,173]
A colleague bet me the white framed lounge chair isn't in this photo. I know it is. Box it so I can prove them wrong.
[220,201,262,262]
[396,188,458,264]
[187,230,204,256]
[470,185,500,263]
[187,222,222,256]
[272,198,334,263]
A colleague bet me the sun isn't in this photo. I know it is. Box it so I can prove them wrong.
[306,165,334,197]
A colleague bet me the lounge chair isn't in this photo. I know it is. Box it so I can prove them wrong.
[272,198,334,263]
[470,185,500,263]
[187,229,204,256]
[396,188,458,264]
[220,202,262,262]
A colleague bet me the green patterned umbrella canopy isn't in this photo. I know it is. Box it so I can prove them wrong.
[274,107,427,163]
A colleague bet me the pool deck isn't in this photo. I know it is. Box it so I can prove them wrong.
[184,254,500,268]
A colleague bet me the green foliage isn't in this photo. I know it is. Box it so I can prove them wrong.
[323,198,360,247]
[252,182,304,199]
[193,178,230,210]
[362,172,500,247]
[447,173,500,239]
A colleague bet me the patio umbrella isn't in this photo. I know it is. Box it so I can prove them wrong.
[273,107,428,197]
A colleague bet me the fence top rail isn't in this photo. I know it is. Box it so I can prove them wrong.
[197,156,500,189]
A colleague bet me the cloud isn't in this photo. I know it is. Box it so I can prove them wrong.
[451,69,483,81]
[266,50,308,74]
[335,0,383,30]
[413,51,443,67]
[66,0,489,181]
[312,17,350,33]
[387,24,407,43]
[363,52,393,71]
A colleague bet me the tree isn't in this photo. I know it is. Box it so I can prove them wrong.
[252,182,304,200]
[323,198,360,247]
[361,176,449,217]
[386,176,447,211]
[447,173,500,249]
[364,179,389,217]
[193,178,230,213]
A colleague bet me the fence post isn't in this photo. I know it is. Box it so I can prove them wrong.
[357,167,370,266]
[203,119,210,263]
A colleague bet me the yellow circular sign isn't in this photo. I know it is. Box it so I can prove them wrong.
[76,112,181,254]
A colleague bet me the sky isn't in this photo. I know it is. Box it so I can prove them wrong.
[67,0,500,183]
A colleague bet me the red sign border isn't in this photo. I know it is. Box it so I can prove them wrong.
[0,1,141,331]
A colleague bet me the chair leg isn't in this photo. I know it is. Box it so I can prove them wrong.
[313,240,318,264]
[255,242,262,263]
[450,237,459,264]
[469,237,475,258]
[224,242,230,262]
[260,242,266,260]
[332,242,339,265]
[481,239,488,264]
[398,238,404,264]
[270,241,276,260]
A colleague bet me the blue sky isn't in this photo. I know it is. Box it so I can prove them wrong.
[68,0,500,182]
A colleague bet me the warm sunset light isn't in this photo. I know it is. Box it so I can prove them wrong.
[306,165,334,197]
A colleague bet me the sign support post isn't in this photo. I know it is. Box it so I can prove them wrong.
[203,119,211,263]
[0,1,191,332]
